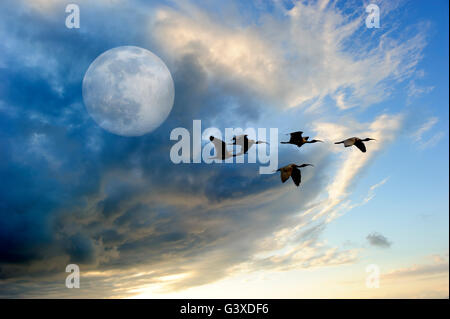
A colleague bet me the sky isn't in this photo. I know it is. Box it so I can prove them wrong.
[0,0,448,298]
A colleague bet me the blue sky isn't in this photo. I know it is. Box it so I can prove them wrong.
[0,0,448,298]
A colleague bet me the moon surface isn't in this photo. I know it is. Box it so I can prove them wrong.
[82,46,174,136]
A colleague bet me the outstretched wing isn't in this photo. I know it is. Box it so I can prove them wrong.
[210,136,231,159]
[289,131,303,143]
[344,137,357,147]
[354,140,366,152]
[291,167,301,186]
[232,134,247,145]
[232,135,251,154]
[280,167,292,183]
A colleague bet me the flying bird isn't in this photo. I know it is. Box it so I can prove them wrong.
[209,136,237,159]
[334,137,376,153]
[229,134,268,155]
[275,163,313,187]
[281,131,323,148]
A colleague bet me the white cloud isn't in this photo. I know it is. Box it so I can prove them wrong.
[2,0,434,297]
[233,113,403,273]
[362,177,389,204]
[384,255,449,281]
[413,116,438,141]
[308,114,402,222]
[151,0,427,109]
[408,80,434,98]
[412,117,445,149]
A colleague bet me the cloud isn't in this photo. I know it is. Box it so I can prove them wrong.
[361,177,389,205]
[338,252,449,298]
[0,0,432,298]
[408,80,434,99]
[413,117,438,141]
[308,113,402,222]
[383,254,448,280]
[412,117,445,150]
[339,176,390,211]
[366,232,392,248]
[150,0,427,109]
[18,0,123,14]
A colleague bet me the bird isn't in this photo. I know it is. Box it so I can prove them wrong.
[334,137,376,153]
[281,131,323,148]
[229,134,268,155]
[275,163,313,187]
[209,136,237,160]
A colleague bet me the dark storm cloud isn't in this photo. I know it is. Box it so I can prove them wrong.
[0,0,342,297]
[366,232,392,248]
[0,0,151,272]
[64,233,96,264]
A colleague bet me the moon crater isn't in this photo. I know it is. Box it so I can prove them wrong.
[82,46,175,136]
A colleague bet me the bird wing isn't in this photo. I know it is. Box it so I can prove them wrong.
[289,131,303,141]
[291,167,301,186]
[344,137,357,147]
[354,140,366,152]
[232,135,251,154]
[243,139,254,154]
[232,135,247,144]
[280,167,292,183]
[211,137,232,159]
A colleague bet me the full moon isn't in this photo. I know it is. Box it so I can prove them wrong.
[82,46,175,136]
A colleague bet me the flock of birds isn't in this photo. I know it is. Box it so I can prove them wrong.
[209,131,376,187]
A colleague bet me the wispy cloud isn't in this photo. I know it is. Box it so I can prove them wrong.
[361,177,389,205]
[309,114,402,222]
[412,117,445,149]
[384,254,448,280]
[151,0,427,109]
[408,80,434,99]
[0,0,437,298]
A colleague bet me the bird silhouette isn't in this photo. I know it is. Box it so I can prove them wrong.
[209,136,237,160]
[229,134,268,155]
[334,137,376,153]
[281,131,323,148]
[275,163,313,187]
